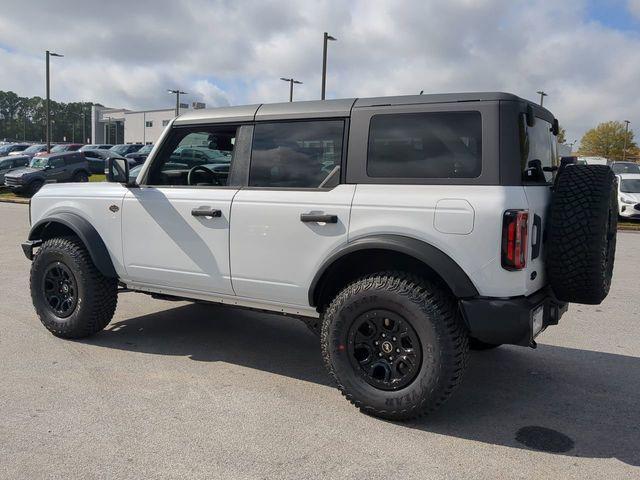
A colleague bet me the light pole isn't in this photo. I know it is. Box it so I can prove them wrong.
[537,90,547,107]
[46,50,63,152]
[168,89,187,117]
[623,120,631,161]
[321,32,337,100]
[280,77,303,102]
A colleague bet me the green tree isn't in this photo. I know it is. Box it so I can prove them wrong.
[557,125,566,144]
[579,121,637,160]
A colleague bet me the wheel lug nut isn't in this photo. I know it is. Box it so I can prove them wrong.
[375,341,379,345]
[389,356,394,361]
[381,333,386,338]
[392,337,396,341]
[396,348,400,353]
[378,353,382,357]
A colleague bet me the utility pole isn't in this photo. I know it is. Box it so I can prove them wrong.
[168,89,187,117]
[280,77,303,102]
[537,90,547,107]
[321,32,337,100]
[623,120,631,161]
[45,50,64,152]
[82,103,86,144]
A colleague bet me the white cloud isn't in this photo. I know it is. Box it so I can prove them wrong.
[0,0,639,143]
[629,0,640,19]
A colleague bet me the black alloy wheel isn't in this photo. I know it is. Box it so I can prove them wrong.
[42,262,78,318]
[348,310,422,391]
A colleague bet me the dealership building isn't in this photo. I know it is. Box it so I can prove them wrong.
[90,102,206,145]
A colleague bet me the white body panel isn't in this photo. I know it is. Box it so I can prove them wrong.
[229,185,356,305]
[121,187,238,295]
[349,185,535,297]
[617,173,640,218]
[30,183,129,276]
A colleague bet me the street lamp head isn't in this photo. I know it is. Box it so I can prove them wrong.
[50,52,64,57]
[292,80,303,85]
[280,77,291,82]
[167,89,187,94]
[327,35,337,41]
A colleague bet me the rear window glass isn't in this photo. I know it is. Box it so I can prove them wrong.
[367,111,482,178]
[520,115,557,183]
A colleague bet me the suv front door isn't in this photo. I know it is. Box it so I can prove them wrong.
[229,119,354,307]
[121,125,247,295]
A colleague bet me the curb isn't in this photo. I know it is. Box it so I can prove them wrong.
[0,197,29,205]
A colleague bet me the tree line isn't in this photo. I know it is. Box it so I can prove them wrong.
[0,90,100,144]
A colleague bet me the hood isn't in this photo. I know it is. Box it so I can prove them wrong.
[621,191,640,203]
[5,166,42,178]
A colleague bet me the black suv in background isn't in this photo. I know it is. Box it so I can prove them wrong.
[125,144,153,165]
[110,144,143,156]
[4,151,91,195]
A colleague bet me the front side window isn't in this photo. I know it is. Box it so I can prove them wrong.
[249,120,343,188]
[147,125,237,186]
[0,159,12,169]
[367,111,482,178]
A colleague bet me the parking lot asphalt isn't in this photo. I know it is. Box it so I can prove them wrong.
[1,201,639,480]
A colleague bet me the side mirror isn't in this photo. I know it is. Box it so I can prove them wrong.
[551,118,560,136]
[106,157,130,184]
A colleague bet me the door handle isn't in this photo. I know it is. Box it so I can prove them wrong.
[191,207,222,218]
[300,213,338,223]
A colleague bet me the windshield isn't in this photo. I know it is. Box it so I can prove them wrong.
[621,179,640,193]
[612,163,640,174]
[23,144,45,154]
[0,145,13,155]
[50,145,68,153]
[29,157,48,168]
[110,145,129,155]
[138,144,153,154]
[79,145,95,151]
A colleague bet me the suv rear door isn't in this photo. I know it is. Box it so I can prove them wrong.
[229,118,353,307]
[519,113,557,294]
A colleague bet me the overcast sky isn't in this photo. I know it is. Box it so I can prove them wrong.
[1,0,639,144]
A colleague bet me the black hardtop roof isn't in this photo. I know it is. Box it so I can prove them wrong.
[175,92,554,125]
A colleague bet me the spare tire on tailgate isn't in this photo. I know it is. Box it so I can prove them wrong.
[546,164,617,304]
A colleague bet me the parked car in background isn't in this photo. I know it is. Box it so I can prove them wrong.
[10,143,48,160]
[0,143,30,156]
[4,151,90,195]
[617,173,640,219]
[0,155,30,184]
[110,144,143,156]
[610,161,640,175]
[82,149,135,174]
[125,144,154,165]
[578,156,608,165]
[128,164,143,183]
[79,144,113,152]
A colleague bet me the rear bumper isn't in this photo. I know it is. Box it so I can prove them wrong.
[459,287,568,348]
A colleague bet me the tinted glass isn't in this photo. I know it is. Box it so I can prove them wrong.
[250,120,343,188]
[520,115,557,182]
[612,163,640,174]
[0,159,12,169]
[367,112,481,178]
[148,126,237,186]
[50,158,65,168]
[621,179,640,193]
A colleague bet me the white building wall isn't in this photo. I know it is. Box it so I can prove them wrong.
[124,108,185,144]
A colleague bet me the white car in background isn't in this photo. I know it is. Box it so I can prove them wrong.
[617,173,640,219]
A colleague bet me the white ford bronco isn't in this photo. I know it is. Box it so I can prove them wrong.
[23,93,618,420]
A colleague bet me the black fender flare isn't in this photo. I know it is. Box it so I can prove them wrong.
[27,212,117,278]
[309,234,479,306]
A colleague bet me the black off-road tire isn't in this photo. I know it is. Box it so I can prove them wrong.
[73,171,89,182]
[547,165,617,304]
[468,337,502,350]
[30,236,118,339]
[321,272,468,421]
[28,179,44,195]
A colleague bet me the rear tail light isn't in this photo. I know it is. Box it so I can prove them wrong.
[501,210,529,271]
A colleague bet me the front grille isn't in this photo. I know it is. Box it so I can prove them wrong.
[4,177,21,186]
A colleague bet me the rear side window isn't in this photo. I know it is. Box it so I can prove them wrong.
[63,155,80,165]
[367,112,482,178]
[520,115,557,183]
[249,120,344,188]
